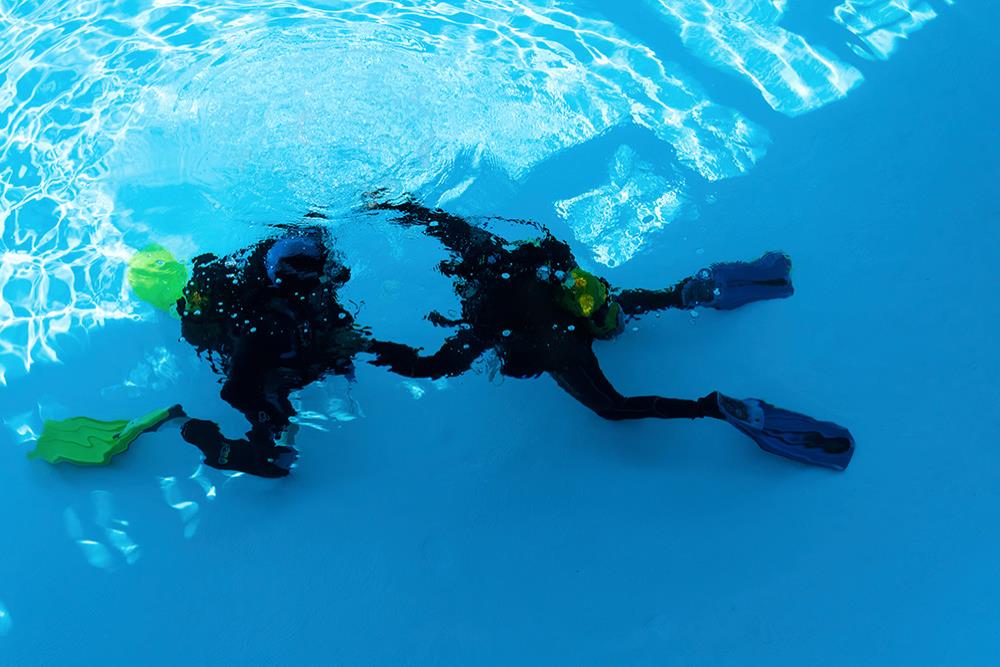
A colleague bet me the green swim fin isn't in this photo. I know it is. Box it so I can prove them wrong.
[28,405,184,466]
[127,244,188,315]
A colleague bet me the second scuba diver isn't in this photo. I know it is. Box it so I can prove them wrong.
[366,201,855,470]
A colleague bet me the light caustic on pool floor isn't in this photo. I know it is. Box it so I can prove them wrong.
[833,0,944,60]
[0,0,955,382]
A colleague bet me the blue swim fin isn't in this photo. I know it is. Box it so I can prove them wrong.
[683,252,793,310]
[716,394,855,470]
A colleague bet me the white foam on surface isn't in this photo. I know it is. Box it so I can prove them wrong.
[648,0,864,115]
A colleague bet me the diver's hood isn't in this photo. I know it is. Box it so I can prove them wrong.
[265,237,325,285]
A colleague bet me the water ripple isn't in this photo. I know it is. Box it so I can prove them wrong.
[1,0,769,381]
[555,145,691,266]
[649,0,864,116]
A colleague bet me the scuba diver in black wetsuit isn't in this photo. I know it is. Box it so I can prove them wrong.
[175,223,370,478]
[366,201,855,470]
[28,221,370,477]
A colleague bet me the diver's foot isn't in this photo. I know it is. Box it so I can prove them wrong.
[682,251,793,310]
[180,419,295,478]
[166,404,188,421]
[271,446,298,474]
[278,423,300,448]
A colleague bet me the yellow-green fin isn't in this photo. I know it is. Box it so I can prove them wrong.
[127,244,188,315]
[28,406,178,466]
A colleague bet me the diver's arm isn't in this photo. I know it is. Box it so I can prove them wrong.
[368,201,497,256]
[368,329,487,380]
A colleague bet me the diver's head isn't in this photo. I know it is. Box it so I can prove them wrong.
[556,267,624,339]
[265,237,326,287]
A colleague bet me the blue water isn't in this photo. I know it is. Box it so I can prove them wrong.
[2,1,998,664]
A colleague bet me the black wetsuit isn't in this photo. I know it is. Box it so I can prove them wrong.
[366,202,723,422]
[176,228,369,477]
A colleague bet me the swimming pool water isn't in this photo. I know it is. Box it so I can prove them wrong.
[2,1,998,664]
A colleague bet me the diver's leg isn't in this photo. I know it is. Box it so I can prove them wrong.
[617,252,793,316]
[220,370,297,435]
[550,347,720,421]
[614,285,685,316]
[181,345,299,477]
[549,347,854,469]
[367,200,497,257]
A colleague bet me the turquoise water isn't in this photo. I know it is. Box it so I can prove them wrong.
[2,1,998,664]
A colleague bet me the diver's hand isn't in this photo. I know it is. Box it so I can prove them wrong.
[426,310,464,328]
[368,341,421,368]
